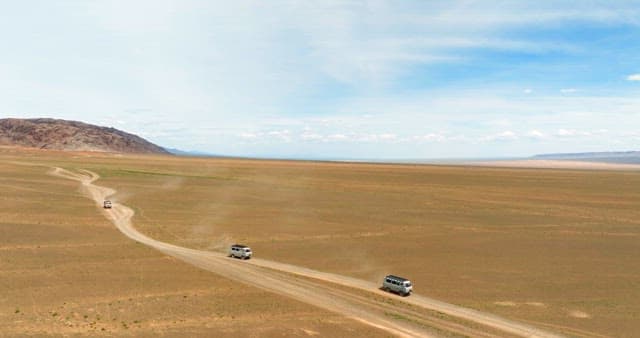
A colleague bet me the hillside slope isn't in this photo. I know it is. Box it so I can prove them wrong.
[0,118,168,154]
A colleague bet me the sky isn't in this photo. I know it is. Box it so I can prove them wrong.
[1,0,640,159]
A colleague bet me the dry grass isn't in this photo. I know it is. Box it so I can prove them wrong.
[0,148,385,337]
[2,146,640,336]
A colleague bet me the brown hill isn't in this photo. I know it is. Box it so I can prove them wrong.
[0,118,169,154]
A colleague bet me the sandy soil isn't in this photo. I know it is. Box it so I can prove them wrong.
[0,160,386,337]
[470,159,640,170]
[49,167,562,337]
[4,147,639,337]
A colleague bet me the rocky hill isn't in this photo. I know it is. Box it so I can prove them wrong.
[0,118,169,154]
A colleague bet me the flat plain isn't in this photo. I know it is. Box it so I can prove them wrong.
[0,148,384,337]
[2,146,639,336]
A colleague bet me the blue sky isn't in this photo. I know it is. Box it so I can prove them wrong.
[2,1,640,159]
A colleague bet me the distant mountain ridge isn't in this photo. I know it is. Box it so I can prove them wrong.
[164,147,219,157]
[533,151,640,164]
[0,118,169,154]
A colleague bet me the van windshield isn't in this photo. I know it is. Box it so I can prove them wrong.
[404,282,412,287]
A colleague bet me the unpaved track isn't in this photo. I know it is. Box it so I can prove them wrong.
[50,167,565,338]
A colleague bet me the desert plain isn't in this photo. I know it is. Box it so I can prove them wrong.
[1,146,639,337]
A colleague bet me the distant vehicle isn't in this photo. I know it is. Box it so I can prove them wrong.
[382,275,413,296]
[103,200,112,209]
[228,244,252,259]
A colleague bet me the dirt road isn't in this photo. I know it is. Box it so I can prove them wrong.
[50,167,564,338]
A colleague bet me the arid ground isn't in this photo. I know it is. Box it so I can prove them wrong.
[2,146,639,337]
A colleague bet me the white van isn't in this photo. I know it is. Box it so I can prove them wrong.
[103,200,112,209]
[382,275,413,296]
[228,244,252,259]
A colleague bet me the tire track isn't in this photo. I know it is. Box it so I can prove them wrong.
[50,167,565,338]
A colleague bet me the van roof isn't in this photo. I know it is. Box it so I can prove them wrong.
[385,275,410,282]
[231,244,249,248]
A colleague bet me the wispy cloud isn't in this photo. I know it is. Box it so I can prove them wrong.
[480,131,518,142]
[239,132,258,139]
[526,130,547,139]
[2,1,640,158]
[327,134,348,141]
[627,74,640,81]
[412,133,447,142]
[555,129,592,138]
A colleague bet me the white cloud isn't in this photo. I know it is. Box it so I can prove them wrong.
[627,74,640,81]
[480,130,518,142]
[300,132,323,141]
[239,132,258,139]
[3,1,640,158]
[555,129,593,137]
[327,134,348,141]
[281,2,640,85]
[389,37,577,54]
[413,133,447,142]
[267,130,292,142]
[556,129,576,136]
[378,133,397,141]
[526,130,546,139]
[355,134,379,142]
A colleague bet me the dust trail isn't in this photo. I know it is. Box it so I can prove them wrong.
[50,167,567,338]
[49,168,429,337]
